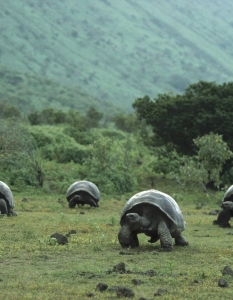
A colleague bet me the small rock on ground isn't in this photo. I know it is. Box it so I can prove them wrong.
[222,266,233,277]
[132,279,142,285]
[116,286,134,298]
[95,283,108,292]
[113,262,126,273]
[218,278,228,287]
[50,233,68,245]
[154,288,168,296]
[208,210,220,215]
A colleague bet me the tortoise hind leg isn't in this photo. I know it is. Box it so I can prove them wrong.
[0,199,8,215]
[172,228,188,246]
[174,232,188,246]
[8,208,17,216]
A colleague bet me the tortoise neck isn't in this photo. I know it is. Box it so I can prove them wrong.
[140,217,151,227]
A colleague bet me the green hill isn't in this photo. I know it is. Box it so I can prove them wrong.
[0,66,120,114]
[1,0,233,112]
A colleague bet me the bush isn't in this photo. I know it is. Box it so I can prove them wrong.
[30,125,90,163]
[0,101,21,118]
[63,126,97,145]
[55,144,90,164]
[0,119,42,188]
[79,165,135,195]
[78,137,136,195]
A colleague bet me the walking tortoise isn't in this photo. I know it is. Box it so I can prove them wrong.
[118,189,188,251]
[66,180,100,208]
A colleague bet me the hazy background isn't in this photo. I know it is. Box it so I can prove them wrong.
[1,0,233,112]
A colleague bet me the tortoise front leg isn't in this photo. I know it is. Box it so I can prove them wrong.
[158,220,173,251]
[118,225,139,248]
[129,232,139,248]
[69,195,81,208]
[214,208,231,228]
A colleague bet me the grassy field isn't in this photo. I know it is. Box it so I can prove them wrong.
[1,186,233,299]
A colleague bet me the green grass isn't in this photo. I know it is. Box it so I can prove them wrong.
[1,187,233,299]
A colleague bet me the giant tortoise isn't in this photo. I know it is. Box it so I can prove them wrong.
[0,181,17,216]
[66,180,100,208]
[118,189,188,251]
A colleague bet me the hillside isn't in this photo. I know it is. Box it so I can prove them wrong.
[0,66,120,114]
[1,0,233,111]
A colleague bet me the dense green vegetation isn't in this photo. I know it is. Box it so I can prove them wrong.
[1,0,233,110]
[0,103,152,196]
[1,80,233,194]
[133,81,233,155]
[133,81,233,187]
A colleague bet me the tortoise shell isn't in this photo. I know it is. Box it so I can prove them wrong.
[120,189,185,232]
[66,180,100,203]
[222,185,233,202]
[0,181,15,209]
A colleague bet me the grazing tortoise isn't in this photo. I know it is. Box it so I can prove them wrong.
[66,180,100,208]
[213,185,233,227]
[118,189,188,251]
[0,181,17,216]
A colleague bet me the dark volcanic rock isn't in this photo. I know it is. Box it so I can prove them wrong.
[218,278,228,287]
[208,210,220,215]
[50,233,68,245]
[95,282,108,292]
[222,266,233,277]
[113,262,126,273]
[119,250,135,255]
[154,288,168,296]
[132,279,142,285]
[40,255,49,259]
[116,286,134,298]
[65,229,77,237]
[145,270,156,277]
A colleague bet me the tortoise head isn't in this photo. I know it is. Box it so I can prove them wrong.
[126,213,142,230]
[222,201,233,211]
